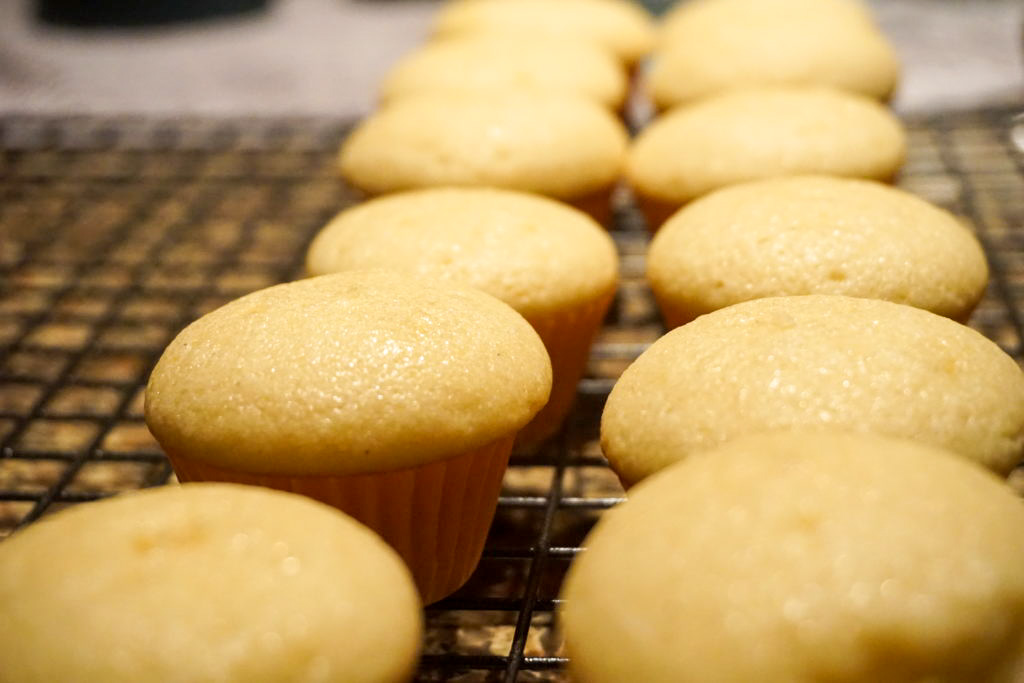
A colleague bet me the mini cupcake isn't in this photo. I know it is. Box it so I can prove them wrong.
[145,271,552,603]
[379,36,627,112]
[338,93,629,226]
[306,188,618,446]
[601,295,1024,486]
[0,483,422,682]
[625,86,906,230]
[650,0,898,109]
[659,0,876,46]
[647,176,989,327]
[433,0,655,68]
[562,431,1024,683]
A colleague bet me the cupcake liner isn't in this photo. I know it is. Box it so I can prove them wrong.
[567,186,615,227]
[651,290,703,330]
[518,289,615,447]
[655,292,983,331]
[634,192,682,234]
[350,184,616,229]
[635,174,906,235]
[168,436,514,605]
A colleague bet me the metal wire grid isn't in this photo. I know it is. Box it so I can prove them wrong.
[0,107,1022,681]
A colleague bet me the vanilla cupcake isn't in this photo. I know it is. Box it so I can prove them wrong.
[306,188,618,446]
[339,93,628,225]
[0,483,421,682]
[650,0,899,108]
[602,295,1024,485]
[660,0,876,45]
[379,36,627,111]
[626,87,906,229]
[433,0,655,68]
[647,176,989,327]
[145,271,552,603]
[563,431,1024,683]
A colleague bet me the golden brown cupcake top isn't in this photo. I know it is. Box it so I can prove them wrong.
[306,188,618,318]
[0,483,422,683]
[563,431,1024,683]
[379,36,627,110]
[647,176,988,324]
[626,87,906,205]
[339,93,628,201]
[651,0,897,107]
[660,0,876,45]
[433,0,655,66]
[602,295,1024,484]
[146,271,552,475]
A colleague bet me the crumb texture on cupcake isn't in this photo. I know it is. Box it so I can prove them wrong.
[145,271,552,475]
[651,0,898,107]
[339,93,627,200]
[432,0,655,65]
[379,37,627,109]
[306,188,618,318]
[601,295,1024,484]
[647,176,988,325]
[0,483,422,683]
[563,431,1024,683]
[626,87,906,206]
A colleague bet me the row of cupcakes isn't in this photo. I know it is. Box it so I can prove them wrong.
[565,294,1024,681]
[338,82,909,232]
[561,1,1024,680]
[135,0,667,613]
[333,0,661,446]
[325,14,1024,683]
[4,1,1024,681]
[0,3,664,678]
[342,0,912,230]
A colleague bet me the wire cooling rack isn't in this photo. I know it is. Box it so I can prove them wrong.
[1,108,1023,681]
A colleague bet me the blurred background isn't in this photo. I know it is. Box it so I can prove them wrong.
[0,0,1020,119]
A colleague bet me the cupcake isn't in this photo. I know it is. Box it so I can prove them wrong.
[625,86,907,229]
[647,176,989,327]
[432,0,655,68]
[338,93,628,225]
[306,188,618,446]
[601,295,1024,485]
[659,0,876,45]
[145,271,552,603]
[650,0,899,109]
[379,36,627,112]
[562,431,1024,683]
[0,483,422,682]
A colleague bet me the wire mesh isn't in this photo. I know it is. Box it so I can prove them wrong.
[1,107,1023,681]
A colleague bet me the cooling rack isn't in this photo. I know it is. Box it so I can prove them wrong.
[1,107,1023,682]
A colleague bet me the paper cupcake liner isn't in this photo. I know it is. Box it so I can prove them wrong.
[168,436,514,605]
[517,289,615,447]
[567,186,615,227]
[651,290,703,330]
[636,172,906,235]
[634,192,683,234]
[653,288,985,331]
[348,185,616,229]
